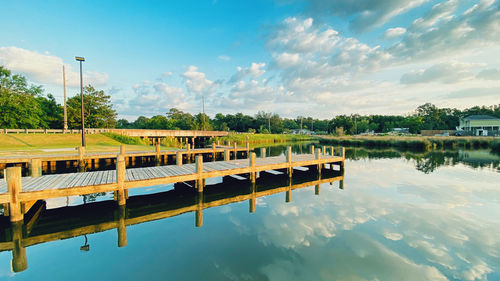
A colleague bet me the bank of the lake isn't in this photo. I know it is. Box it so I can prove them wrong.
[214,133,316,145]
[319,135,500,153]
[0,133,175,157]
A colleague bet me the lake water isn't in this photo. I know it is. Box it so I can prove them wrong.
[0,144,499,280]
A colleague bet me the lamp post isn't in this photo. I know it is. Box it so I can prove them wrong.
[75,56,86,147]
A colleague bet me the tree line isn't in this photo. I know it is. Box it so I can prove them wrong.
[1,66,116,129]
[1,66,499,134]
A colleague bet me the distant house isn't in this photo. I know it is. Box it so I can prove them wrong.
[290,129,314,135]
[458,115,500,136]
[390,128,410,134]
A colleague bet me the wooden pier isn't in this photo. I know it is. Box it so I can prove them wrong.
[0,146,344,224]
[0,143,250,177]
[0,167,344,272]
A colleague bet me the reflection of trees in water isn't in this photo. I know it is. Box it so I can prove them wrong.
[81,192,107,204]
[346,148,500,174]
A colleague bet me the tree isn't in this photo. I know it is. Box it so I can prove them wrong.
[0,66,45,128]
[67,85,117,129]
[36,94,63,128]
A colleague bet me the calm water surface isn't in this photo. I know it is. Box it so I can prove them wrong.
[0,144,499,280]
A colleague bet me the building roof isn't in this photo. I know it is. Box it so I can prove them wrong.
[462,115,500,121]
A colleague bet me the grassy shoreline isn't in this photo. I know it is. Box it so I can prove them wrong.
[0,133,174,157]
[213,133,316,145]
[318,135,500,152]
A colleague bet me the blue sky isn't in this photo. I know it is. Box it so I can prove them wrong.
[1,0,499,120]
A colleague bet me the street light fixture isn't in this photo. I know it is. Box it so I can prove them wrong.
[75,56,86,147]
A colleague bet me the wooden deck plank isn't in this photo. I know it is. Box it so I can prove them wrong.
[0,153,344,203]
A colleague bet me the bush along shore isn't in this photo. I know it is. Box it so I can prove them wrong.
[318,136,500,153]
[213,133,316,145]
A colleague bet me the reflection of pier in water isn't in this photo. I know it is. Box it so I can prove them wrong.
[0,168,344,272]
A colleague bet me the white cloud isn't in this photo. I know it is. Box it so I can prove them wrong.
[0,46,108,87]
[384,27,407,39]
[400,62,476,84]
[303,0,429,32]
[228,62,266,83]
[125,81,188,116]
[182,65,216,94]
[477,68,500,80]
[410,0,459,32]
[218,55,231,61]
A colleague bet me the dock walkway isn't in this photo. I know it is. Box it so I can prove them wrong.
[0,144,248,164]
[1,146,344,223]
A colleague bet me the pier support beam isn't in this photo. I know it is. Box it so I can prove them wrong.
[286,146,293,178]
[11,222,27,272]
[116,155,126,206]
[286,190,292,203]
[30,159,42,178]
[195,194,203,227]
[249,152,256,183]
[176,152,183,166]
[249,182,256,213]
[116,205,127,247]
[195,155,204,192]
[233,143,238,159]
[7,167,23,223]
[316,148,322,176]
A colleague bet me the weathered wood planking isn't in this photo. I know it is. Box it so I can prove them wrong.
[0,152,344,205]
[0,147,249,164]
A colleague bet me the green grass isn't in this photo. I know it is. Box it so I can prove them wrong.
[318,135,499,152]
[0,133,158,157]
[213,133,316,145]
[102,132,149,145]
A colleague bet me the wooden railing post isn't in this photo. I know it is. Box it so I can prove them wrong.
[341,147,345,159]
[249,152,256,183]
[224,149,230,162]
[246,142,250,156]
[322,146,326,155]
[310,145,315,155]
[155,142,161,166]
[120,145,126,156]
[116,155,126,206]
[260,147,266,158]
[195,155,204,192]
[176,151,183,166]
[212,143,216,160]
[6,167,23,222]
[330,146,334,156]
[316,148,322,174]
[30,159,42,178]
[78,146,86,172]
[233,143,237,159]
